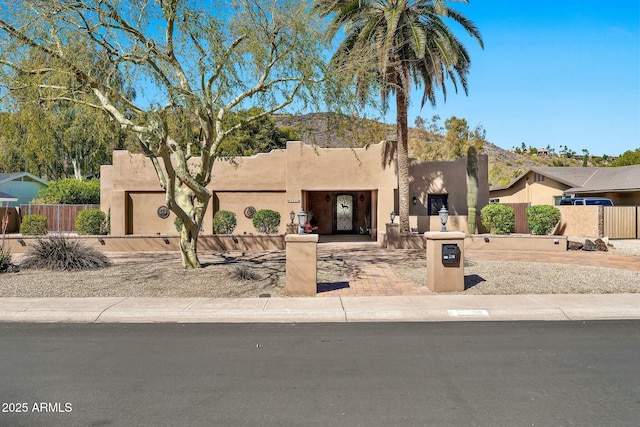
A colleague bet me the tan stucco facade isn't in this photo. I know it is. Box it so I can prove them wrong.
[490,171,567,205]
[100,141,489,242]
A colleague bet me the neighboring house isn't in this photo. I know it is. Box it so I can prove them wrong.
[489,165,640,206]
[100,141,489,242]
[0,172,49,207]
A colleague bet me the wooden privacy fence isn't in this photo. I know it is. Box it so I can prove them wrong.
[20,204,100,233]
[604,206,639,239]
[502,203,531,234]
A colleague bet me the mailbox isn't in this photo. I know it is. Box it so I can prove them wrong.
[442,243,459,265]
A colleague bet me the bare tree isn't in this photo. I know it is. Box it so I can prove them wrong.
[0,0,327,268]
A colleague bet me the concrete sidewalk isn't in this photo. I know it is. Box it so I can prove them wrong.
[1,294,639,323]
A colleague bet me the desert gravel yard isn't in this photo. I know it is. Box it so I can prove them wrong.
[0,239,638,297]
[0,252,349,298]
[388,259,640,294]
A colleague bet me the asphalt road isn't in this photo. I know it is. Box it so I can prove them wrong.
[1,322,638,427]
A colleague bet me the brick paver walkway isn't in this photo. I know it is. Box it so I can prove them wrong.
[317,260,432,297]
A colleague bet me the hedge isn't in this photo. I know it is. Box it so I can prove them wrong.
[76,209,108,235]
[480,204,514,235]
[20,214,48,235]
[526,205,561,235]
[252,209,280,234]
[213,210,237,234]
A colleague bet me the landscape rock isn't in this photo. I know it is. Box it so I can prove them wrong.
[567,241,583,251]
[594,239,609,252]
[1,264,20,273]
[582,239,598,251]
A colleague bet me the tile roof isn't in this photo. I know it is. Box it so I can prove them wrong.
[491,164,640,193]
[562,164,640,193]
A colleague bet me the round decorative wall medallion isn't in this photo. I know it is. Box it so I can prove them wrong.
[157,206,171,219]
[244,206,256,219]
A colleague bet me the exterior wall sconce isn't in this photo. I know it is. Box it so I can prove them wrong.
[290,210,295,224]
[390,211,396,224]
[438,206,449,232]
[325,194,331,202]
[297,209,307,235]
[97,237,105,245]
[412,196,417,205]
[162,237,170,244]
[359,194,364,202]
[17,238,25,246]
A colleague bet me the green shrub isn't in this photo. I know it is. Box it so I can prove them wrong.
[76,209,107,235]
[20,235,110,271]
[526,205,561,235]
[213,210,237,234]
[20,214,48,235]
[252,209,280,234]
[480,204,514,235]
[37,178,100,204]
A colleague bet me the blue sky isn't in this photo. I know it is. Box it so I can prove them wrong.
[386,0,639,156]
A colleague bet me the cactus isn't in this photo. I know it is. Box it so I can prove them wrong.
[466,145,478,234]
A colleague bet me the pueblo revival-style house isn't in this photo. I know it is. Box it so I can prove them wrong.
[100,141,489,243]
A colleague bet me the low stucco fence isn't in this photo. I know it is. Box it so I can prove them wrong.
[2,234,285,254]
[386,233,567,252]
[384,223,568,251]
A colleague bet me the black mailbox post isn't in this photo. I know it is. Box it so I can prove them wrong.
[442,243,459,265]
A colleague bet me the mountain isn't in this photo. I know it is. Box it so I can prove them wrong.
[274,112,597,188]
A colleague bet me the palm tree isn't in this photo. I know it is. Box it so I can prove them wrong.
[315,0,483,233]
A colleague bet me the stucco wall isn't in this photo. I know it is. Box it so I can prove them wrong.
[101,141,486,239]
[556,206,601,237]
[214,191,287,235]
[408,154,488,232]
[284,141,396,238]
[127,192,178,235]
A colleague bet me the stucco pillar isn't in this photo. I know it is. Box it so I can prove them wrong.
[285,234,318,296]
[386,223,399,249]
[110,191,128,236]
[425,231,465,292]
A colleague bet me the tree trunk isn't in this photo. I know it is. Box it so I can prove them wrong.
[179,225,200,269]
[396,86,411,234]
[71,158,82,180]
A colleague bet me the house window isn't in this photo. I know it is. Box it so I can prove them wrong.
[428,194,448,215]
[534,173,545,182]
[553,196,562,206]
